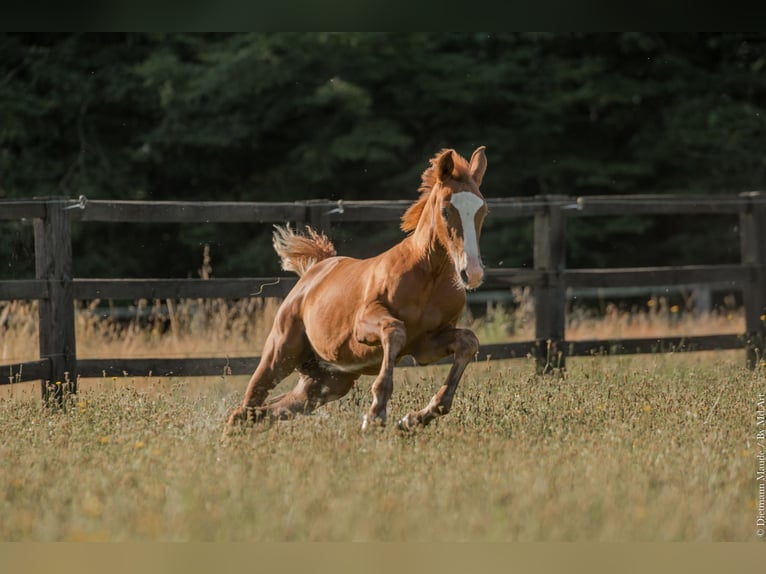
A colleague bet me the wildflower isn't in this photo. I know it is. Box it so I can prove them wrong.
[643,404,652,413]
[134,441,145,449]
[670,305,679,313]
[647,299,655,308]
[760,314,766,322]
[55,381,62,386]
[99,436,109,445]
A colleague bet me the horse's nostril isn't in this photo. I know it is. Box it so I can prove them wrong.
[460,269,470,284]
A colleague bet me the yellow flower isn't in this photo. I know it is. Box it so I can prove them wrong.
[760,314,766,322]
[643,404,652,413]
[670,305,679,313]
[99,436,109,445]
[134,441,145,449]
[55,381,62,386]
[647,299,655,308]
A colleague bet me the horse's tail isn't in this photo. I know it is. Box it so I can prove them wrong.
[272,225,337,276]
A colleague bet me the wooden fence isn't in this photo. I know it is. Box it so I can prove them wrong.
[1,193,765,400]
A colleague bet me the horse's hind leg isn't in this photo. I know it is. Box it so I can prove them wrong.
[227,310,308,426]
[265,366,358,419]
[397,327,479,430]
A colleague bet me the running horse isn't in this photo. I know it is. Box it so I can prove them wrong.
[227,146,488,431]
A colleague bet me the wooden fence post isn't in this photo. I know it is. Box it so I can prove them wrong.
[34,201,77,402]
[533,195,568,373]
[739,191,766,369]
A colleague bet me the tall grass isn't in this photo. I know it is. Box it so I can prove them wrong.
[0,352,760,541]
[0,291,761,541]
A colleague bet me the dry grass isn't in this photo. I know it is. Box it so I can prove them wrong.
[0,297,761,541]
[471,286,744,344]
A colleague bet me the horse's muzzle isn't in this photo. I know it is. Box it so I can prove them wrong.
[460,260,484,290]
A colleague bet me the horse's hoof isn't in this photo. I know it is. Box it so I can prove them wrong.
[397,412,431,432]
[361,413,386,431]
[396,413,416,432]
[227,406,269,427]
[227,408,247,427]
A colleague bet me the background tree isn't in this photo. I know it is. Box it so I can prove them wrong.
[2,33,765,279]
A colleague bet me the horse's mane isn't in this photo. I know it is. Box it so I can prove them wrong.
[400,149,472,233]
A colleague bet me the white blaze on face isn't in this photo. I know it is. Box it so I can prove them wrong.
[450,191,485,288]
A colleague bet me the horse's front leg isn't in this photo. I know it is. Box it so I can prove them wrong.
[354,302,407,430]
[398,327,479,430]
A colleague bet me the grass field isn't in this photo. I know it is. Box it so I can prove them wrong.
[0,299,763,541]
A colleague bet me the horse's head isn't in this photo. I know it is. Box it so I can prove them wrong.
[432,146,488,290]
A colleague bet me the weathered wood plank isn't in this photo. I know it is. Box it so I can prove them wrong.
[324,201,409,222]
[0,201,47,220]
[73,277,298,300]
[569,194,751,216]
[0,279,49,300]
[69,333,746,381]
[567,334,743,356]
[482,268,546,288]
[1,359,51,384]
[76,344,540,378]
[72,201,309,223]
[564,264,755,289]
[76,357,261,378]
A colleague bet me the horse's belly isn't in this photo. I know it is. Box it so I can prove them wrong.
[317,355,382,376]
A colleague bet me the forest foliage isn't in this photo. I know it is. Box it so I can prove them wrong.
[2,33,765,279]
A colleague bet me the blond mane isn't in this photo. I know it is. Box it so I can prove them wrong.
[400,149,473,233]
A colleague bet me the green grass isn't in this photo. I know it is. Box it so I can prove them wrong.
[0,351,761,541]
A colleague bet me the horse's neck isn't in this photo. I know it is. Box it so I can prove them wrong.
[407,205,452,277]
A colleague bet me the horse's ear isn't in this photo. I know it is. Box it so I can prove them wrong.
[436,149,455,183]
[469,146,487,186]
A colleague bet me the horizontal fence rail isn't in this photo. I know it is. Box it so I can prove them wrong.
[1,193,765,398]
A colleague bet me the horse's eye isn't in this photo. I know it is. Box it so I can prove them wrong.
[441,207,449,220]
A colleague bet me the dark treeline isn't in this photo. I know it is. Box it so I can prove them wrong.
[2,33,765,279]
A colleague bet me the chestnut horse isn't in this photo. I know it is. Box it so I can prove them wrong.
[227,146,488,431]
